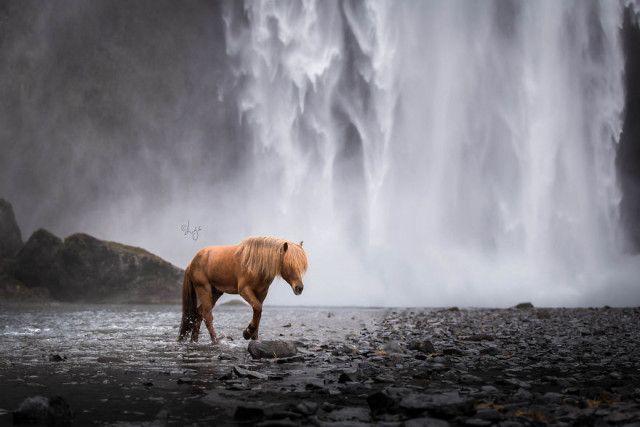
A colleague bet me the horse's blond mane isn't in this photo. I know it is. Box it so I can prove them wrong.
[236,236,307,280]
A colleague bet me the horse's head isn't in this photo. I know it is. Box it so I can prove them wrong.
[281,241,307,296]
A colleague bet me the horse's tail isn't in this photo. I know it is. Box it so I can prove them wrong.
[178,269,197,341]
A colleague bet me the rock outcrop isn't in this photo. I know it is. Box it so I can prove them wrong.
[0,198,23,260]
[12,231,183,303]
[0,199,183,303]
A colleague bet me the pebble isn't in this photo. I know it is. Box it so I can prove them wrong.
[247,340,297,359]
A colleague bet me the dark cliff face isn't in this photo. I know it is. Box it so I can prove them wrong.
[12,231,184,303]
[0,198,23,260]
[618,6,640,252]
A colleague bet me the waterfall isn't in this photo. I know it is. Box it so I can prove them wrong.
[220,1,633,306]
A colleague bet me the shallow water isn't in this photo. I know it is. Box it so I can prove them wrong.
[0,303,388,371]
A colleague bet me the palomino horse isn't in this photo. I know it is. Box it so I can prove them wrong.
[178,236,307,343]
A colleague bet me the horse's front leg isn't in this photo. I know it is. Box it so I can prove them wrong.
[239,287,262,340]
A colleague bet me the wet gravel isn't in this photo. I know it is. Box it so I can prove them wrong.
[1,303,639,426]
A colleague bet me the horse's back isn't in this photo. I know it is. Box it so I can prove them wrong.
[189,245,240,294]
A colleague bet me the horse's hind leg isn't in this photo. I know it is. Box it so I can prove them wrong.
[191,305,204,342]
[192,283,222,344]
[202,290,223,343]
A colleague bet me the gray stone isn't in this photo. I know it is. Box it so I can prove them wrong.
[248,340,297,359]
[405,417,450,427]
[13,395,71,426]
[409,340,436,354]
[511,388,532,401]
[400,392,475,419]
[294,401,318,416]
[233,366,268,380]
[234,406,264,422]
[367,388,407,416]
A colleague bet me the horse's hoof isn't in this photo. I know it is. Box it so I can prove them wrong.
[243,329,251,340]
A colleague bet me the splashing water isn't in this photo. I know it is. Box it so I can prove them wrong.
[218,1,639,307]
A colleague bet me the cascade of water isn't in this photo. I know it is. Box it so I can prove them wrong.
[221,0,631,306]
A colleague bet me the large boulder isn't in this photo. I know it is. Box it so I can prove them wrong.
[0,198,23,260]
[12,230,183,303]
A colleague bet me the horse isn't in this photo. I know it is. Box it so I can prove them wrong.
[178,236,307,343]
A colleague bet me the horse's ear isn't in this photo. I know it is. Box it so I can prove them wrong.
[282,242,288,253]
[299,241,303,247]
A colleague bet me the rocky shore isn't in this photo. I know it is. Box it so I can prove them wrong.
[1,304,639,426]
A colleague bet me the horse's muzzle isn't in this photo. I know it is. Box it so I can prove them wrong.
[293,286,303,295]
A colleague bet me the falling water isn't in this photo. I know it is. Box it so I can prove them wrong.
[218,1,637,307]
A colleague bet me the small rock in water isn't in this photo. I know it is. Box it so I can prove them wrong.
[338,369,363,383]
[233,366,268,380]
[331,344,356,356]
[248,340,297,359]
[367,388,407,416]
[234,406,264,422]
[13,395,72,426]
[443,347,465,356]
[48,354,66,362]
[409,339,436,354]
[295,401,318,416]
[382,340,405,354]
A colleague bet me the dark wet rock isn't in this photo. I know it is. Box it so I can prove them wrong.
[320,407,371,423]
[234,406,264,422]
[466,334,495,341]
[409,339,436,354]
[479,346,500,355]
[304,379,326,390]
[0,198,22,261]
[442,347,465,356]
[464,418,492,426]
[511,388,533,402]
[233,366,268,380]
[274,355,305,364]
[405,417,451,427]
[367,387,407,416]
[382,340,405,354]
[358,361,381,377]
[338,368,363,383]
[11,230,182,303]
[400,392,476,419]
[248,340,297,359]
[374,373,397,383]
[294,401,318,416]
[514,302,534,309]
[331,344,357,356]
[48,354,66,362]
[13,395,72,426]
[475,407,502,422]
